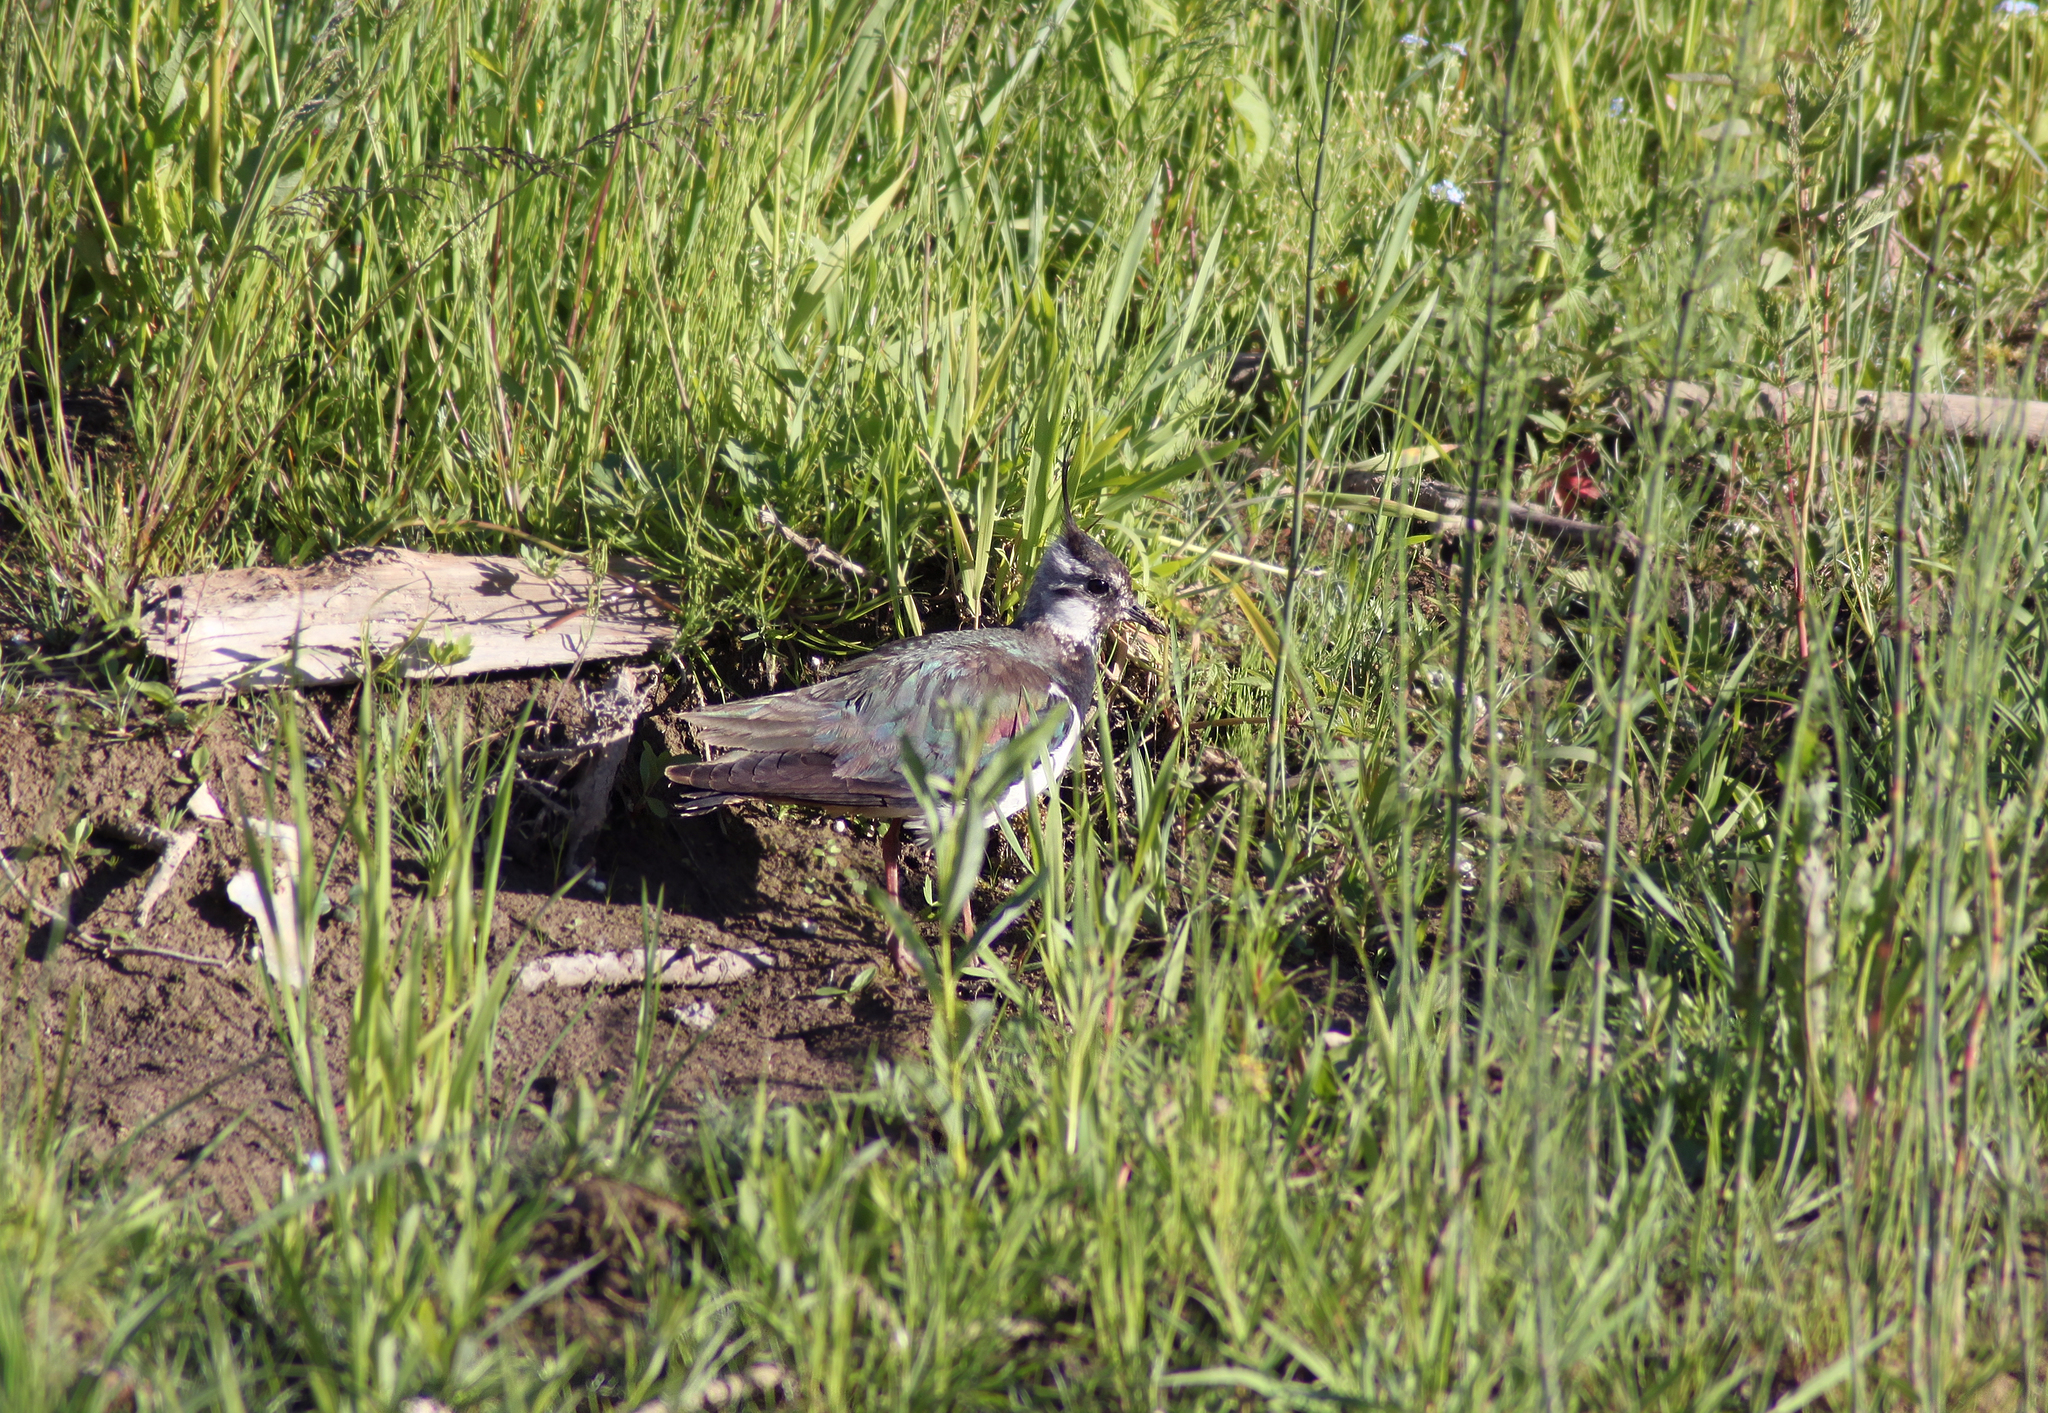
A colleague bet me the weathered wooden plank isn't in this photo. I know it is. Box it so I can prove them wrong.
[142,547,672,700]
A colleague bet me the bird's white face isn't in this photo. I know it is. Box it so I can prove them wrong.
[1035,584,1117,648]
[1018,524,1162,645]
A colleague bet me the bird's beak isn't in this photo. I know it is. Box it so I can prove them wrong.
[1124,601,1166,633]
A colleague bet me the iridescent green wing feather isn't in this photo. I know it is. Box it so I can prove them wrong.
[669,628,1074,813]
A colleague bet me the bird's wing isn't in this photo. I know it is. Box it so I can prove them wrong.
[675,630,1078,800]
[810,631,1078,786]
[665,750,917,814]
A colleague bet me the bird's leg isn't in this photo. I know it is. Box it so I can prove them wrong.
[880,820,920,977]
[880,819,902,904]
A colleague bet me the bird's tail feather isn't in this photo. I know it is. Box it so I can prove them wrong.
[670,791,742,819]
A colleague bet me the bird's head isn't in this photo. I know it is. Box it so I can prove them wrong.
[1017,518,1164,647]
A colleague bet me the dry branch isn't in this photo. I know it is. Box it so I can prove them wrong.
[142,547,673,701]
[1237,362,2045,571]
[97,817,205,928]
[1635,378,2048,450]
[502,665,652,875]
[75,937,233,969]
[1337,470,1647,566]
[759,503,867,578]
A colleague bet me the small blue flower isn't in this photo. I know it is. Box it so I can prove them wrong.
[1997,0,2038,16]
[1400,32,1428,49]
[302,1151,328,1178]
[1444,40,1468,56]
[1430,179,1466,205]
[1610,95,1628,116]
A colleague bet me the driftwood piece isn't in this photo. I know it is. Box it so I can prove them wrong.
[514,944,776,994]
[142,547,673,701]
[665,1000,718,1031]
[1636,378,2048,450]
[1338,470,1647,567]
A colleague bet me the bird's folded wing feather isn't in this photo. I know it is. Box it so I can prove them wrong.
[676,630,1075,799]
[665,750,916,813]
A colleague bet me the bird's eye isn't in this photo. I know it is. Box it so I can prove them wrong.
[1084,576,1111,597]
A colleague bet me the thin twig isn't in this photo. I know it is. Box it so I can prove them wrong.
[518,740,631,763]
[0,847,67,923]
[1336,471,1645,566]
[74,935,234,970]
[104,819,206,928]
[759,503,868,578]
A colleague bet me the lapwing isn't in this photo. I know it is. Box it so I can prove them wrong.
[666,519,1162,975]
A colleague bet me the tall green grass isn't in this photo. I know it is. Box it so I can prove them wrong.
[5,0,2047,1406]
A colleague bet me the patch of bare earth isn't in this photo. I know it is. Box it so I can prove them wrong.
[0,675,932,1209]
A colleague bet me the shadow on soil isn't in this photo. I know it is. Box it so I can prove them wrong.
[0,671,933,1213]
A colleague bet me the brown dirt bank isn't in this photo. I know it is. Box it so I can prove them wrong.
[1,673,938,1209]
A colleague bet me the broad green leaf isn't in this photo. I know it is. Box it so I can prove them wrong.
[550,335,589,414]
[972,0,1084,141]
[805,161,915,297]
[1228,77,1273,168]
[1099,35,1136,113]
[1352,289,1438,412]
[1093,174,1163,367]
[1307,266,1423,408]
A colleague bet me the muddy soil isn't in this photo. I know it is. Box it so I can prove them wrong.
[0,672,938,1205]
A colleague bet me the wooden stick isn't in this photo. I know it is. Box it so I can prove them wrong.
[759,503,867,578]
[123,824,203,928]
[558,667,652,869]
[1636,378,2048,450]
[75,936,233,969]
[1336,470,1647,567]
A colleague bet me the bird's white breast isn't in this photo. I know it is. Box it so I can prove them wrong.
[985,688,1081,824]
